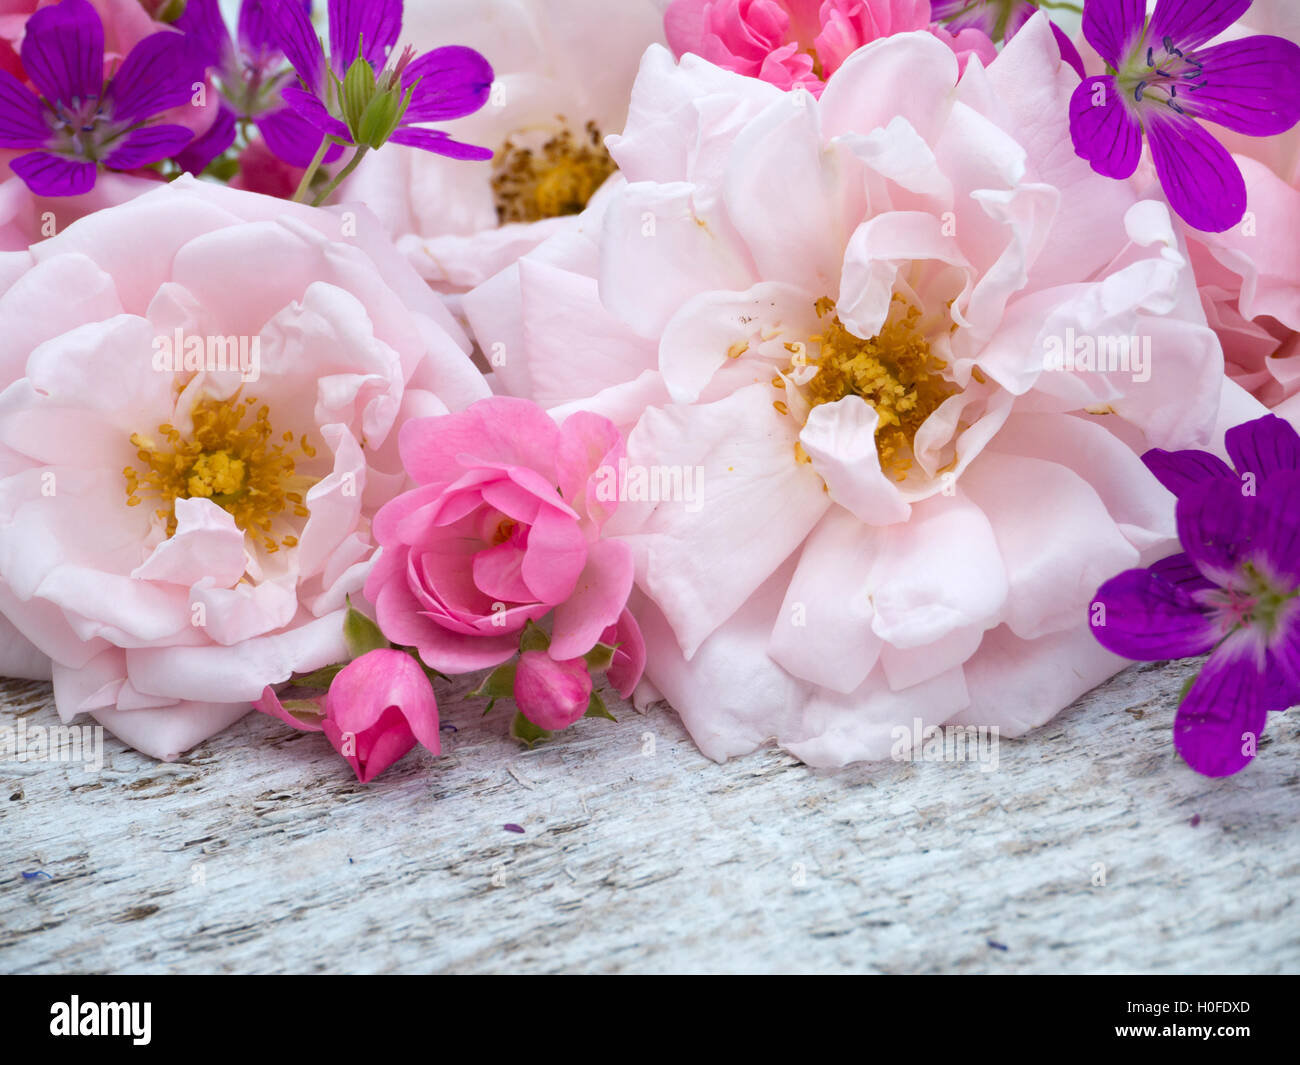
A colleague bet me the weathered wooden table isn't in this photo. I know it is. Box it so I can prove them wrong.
[2,658,1296,974]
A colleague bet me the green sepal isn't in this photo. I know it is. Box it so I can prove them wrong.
[340,55,377,135]
[509,711,553,749]
[294,663,345,690]
[519,619,550,653]
[584,690,617,721]
[278,699,326,726]
[343,598,389,659]
[583,642,616,672]
[470,661,517,702]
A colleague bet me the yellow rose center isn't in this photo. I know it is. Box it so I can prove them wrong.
[491,120,617,224]
[124,394,317,553]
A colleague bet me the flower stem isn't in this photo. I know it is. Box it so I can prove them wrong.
[291,137,334,203]
[310,146,370,207]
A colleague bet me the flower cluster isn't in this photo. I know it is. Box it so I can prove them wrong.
[0,0,1296,784]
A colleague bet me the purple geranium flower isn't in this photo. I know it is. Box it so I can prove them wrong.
[931,0,1086,77]
[0,0,200,196]
[1090,414,1300,777]
[261,0,494,161]
[1070,0,1300,233]
[175,0,340,174]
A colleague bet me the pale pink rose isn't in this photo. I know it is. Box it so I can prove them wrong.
[0,176,489,760]
[513,650,592,730]
[463,21,1226,766]
[256,648,442,783]
[342,0,666,292]
[364,396,639,674]
[664,0,993,93]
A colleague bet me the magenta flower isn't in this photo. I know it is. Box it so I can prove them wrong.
[174,0,340,174]
[0,0,200,195]
[932,0,1086,76]
[260,0,494,161]
[256,648,442,783]
[1090,415,1300,777]
[513,651,594,731]
[1070,0,1300,232]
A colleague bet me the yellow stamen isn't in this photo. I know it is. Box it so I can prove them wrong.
[123,393,317,553]
[491,120,616,224]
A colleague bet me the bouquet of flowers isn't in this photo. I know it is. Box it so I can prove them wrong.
[0,0,1295,783]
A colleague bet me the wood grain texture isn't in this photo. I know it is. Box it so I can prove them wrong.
[1,659,1297,974]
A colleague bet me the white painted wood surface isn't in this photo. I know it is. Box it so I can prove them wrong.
[2,659,1297,974]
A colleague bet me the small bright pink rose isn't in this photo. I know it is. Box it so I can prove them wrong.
[665,0,967,95]
[230,137,307,200]
[602,608,647,699]
[513,650,593,730]
[256,649,441,783]
[365,397,637,674]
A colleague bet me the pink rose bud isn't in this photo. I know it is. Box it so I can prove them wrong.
[513,651,592,731]
[257,649,441,783]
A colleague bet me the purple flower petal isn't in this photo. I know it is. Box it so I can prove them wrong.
[9,150,96,196]
[1091,556,1219,661]
[1176,478,1258,583]
[401,46,494,123]
[1070,75,1143,179]
[1259,645,1300,713]
[240,0,305,65]
[931,0,1002,37]
[281,82,351,141]
[1174,639,1267,777]
[261,0,325,95]
[21,0,104,106]
[1081,0,1145,67]
[328,0,401,72]
[175,0,234,72]
[0,70,53,148]
[1149,0,1251,53]
[107,31,200,125]
[175,102,237,173]
[1049,21,1087,80]
[104,123,194,169]
[256,105,344,167]
[1146,110,1247,232]
[387,125,493,160]
[1142,445,1236,498]
[1254,471,1300,586]
[1225,413,1300,483]
[1186,35,1300,137]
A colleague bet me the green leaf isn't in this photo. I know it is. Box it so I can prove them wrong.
[469,661,517,701]
[343,599,389,659]
[584,690,617,721]
[509,711,553,749]
[583,642,616,672]
[519,619,550,654]
[294,663,345,690]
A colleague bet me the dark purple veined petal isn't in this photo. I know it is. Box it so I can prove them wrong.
[930,0,1002,37]
[9,150,96,196]
[103,122,195,169]
[1090,556,1219,661]
[175,102,237,173]
[1145,110,1246,232]
[401,46,494,123]
[1175,477,1260,583]
[1224,413,1300,483]
[255,104,344,167]
[0,70,53,148]
[387,125,494,160]
[240,0,307,65]
[260,0,325,95]
[1149,0,1251,53]
[1253,471,1300,586]
[281,82,351,141]
[107,31,201,124]
[1259,644,1300,713]
[175,0,235,72]
[1070,75,1143,179]
[1174,637,1267,776]
[328,0,401,73]
[1081,0,1145,67]
[1142,445,1236,498]
[1186,35,1300,137]
[21,0,104,106]
[1048,21,1087,80]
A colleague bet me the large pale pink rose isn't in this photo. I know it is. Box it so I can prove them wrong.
[342,0,666,293]
[0,176,489,759]
[462,20,1227,766]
